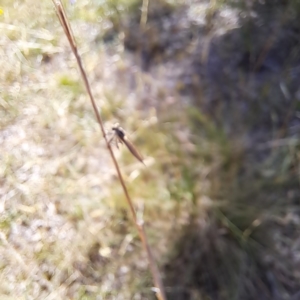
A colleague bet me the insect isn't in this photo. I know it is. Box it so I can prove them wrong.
[109,123,145,165]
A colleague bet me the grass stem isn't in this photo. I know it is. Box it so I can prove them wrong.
[51,1,166,299]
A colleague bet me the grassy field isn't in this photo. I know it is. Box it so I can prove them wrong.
[0,0,187,298]
[1,0,300,299]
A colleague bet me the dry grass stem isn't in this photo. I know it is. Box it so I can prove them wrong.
[51,1,166,299]
[140,0,149,28]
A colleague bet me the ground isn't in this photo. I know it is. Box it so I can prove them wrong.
[1,0,300,299]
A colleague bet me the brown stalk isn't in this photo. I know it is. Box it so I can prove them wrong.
[140,0,149,28]
[51,1,166,300]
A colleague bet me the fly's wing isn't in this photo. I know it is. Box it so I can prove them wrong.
[110,126,145,165]
[122,136,145,164]
[116,134,123,149]
[108,132,122,149]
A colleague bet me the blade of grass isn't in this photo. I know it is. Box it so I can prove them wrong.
[51,1,166,299]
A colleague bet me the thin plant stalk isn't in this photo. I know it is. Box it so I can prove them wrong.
[51,1,166,300]
[140,0,149,28]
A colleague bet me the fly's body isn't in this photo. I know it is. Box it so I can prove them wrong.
[110,124,145,165]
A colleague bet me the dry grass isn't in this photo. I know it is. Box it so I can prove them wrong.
[2,0,300,299]
[0,0,198,299]
[51,1,167,298]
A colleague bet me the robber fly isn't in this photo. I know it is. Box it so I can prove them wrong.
[109,123,145,165]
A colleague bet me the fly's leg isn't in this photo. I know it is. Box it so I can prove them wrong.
[116,136,124,149]
[108,133,123,149]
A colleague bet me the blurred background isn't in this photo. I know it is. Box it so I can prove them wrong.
[1,0,300,299]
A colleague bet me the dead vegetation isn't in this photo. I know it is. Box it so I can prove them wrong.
[1,0,300,299]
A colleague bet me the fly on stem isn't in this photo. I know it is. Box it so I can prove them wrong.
[109,123,145,165]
